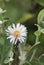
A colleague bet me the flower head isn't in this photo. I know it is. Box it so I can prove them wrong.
[6,23,27,44]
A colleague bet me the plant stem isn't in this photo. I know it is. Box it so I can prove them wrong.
[36,36,39,43]
[30,36,39,62]
[9,62,11,65]
[12,45,19,65]
[30,48,37,62]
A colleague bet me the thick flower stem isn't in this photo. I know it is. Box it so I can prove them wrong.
[9,62,11,65]
[12,45,19,65]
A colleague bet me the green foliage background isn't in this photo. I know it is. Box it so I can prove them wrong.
[0,0,44,65]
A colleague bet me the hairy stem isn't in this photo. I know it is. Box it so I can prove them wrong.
[12,45,19,65]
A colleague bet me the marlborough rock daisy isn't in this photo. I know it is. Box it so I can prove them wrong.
[6,23,27,44]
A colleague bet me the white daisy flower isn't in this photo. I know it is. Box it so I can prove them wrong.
[6,23,27,44]
[0,8,6,14]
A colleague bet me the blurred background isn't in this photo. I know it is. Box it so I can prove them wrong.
[0,0,44,65]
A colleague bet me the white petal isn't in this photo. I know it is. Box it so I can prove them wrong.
[10,39,13,43]
[8,26,13,32]
[19,25,24,30]
[12,24,15,29]
[21,28,26,33]
[18,36,25,43]
[6,30,9,32]
[20,33,27,37]
[14,38,18,44]
[6,30,11,33]
[21,36,25,40]
[16,23,20,28]
[18,38,22,43]
[10,37,15,44]
[12,37,16,44]
[7,35,13,39]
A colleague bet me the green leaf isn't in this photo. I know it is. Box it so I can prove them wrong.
[39,34,44,44]
[34,30,41,36]
[1,36,13,64]
[37,9,44,28]
[39,54,44,63]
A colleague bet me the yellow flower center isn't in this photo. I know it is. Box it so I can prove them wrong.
[13,30,20,37]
